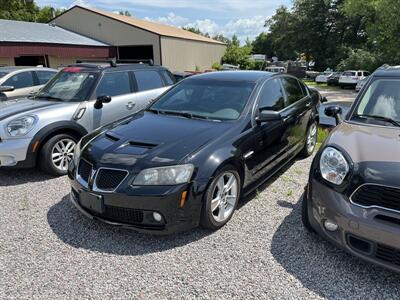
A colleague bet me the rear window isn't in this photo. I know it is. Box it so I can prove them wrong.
[343,71,356,76]
[135,70,164,91]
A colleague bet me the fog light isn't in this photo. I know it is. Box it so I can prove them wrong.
[324,219,338,232]
[153,212,162,222]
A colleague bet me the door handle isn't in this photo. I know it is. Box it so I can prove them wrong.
[126,101,135,110]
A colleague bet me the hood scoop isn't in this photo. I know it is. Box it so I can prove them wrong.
[114,140,158,156]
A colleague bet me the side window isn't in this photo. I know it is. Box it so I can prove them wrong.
[298,80,308,96]
[35,71,56,85]
[135,70,164,91]
[3,71,34,89]
[281,77,304,106]
[357,71,362,77]
[95,72,131,97]
[364,71,370,76]
[258,79,285,111]
[160,70,175,86]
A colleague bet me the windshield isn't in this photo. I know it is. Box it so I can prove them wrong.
[150,79,255,121]
[0,71,9,79]
[35,68,98,102]
[352,79,400,126]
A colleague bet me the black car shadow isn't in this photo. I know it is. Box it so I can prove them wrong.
[47,158,298,256]
[0,169,54,187]
[270,196,400,298]
[47,195,212,256]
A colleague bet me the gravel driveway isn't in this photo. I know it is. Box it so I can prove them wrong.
[1,156,400,299]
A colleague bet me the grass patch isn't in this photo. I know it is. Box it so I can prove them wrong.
[317,127,330,145]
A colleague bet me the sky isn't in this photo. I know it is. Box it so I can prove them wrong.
[36,0,292,42]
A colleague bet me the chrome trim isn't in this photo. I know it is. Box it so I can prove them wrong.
[93,167,129,193]
[76,158,92,188]
[350,183,400,214]
[243,151,254,159]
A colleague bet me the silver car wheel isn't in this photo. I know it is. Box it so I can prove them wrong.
[306,123,317,154]
[51,138,76,171]
[210,172,238,222]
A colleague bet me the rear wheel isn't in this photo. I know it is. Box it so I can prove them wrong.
[39,134,77,176]
[200,165,241,230]
[300,122,317,157]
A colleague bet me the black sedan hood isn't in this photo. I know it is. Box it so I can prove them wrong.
[82,112,233,169]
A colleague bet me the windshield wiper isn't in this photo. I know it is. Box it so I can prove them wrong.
[158,110,209,120]
[354,114,400,127]
[146,108,160,114]
[34,94,64,102]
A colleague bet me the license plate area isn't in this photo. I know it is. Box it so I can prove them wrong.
[80,192,104,214]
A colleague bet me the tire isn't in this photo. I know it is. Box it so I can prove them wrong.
[300,121,318,157]
[339,84,344,89]
[39,134,78,176]
[200,165,241,230]
[301,192,315,233]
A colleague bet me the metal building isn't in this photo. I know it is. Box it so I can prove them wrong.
[0,19,112,68]
[52,6,227,71]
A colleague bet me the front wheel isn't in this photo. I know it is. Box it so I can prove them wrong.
[39,134,77,176]
[300,122,317,157]
[200,166,241,230]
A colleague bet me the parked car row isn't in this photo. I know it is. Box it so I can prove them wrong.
[1,61,400,274]
[314,70,371,90]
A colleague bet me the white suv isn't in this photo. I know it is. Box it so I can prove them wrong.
[339,70,370,88]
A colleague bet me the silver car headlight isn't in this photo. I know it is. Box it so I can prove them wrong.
[7,116,37,137]
[132,164,194,186]
[320,147,349,185]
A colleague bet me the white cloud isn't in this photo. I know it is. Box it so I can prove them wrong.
[145,13,189,27]
[69,0,91,8]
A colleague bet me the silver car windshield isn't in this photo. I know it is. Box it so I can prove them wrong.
[35,68,98,102]
[352,79,400,127]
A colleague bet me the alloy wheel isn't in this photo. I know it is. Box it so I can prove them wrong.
[210,172,239,222]
[51,138,76,171]
[306,123,317,154]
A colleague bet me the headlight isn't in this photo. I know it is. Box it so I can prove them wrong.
[7,116,36,136]
[320,147,349,185]
[132,164,194,186]
[73,140,82,166]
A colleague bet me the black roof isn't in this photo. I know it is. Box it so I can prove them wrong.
[191,71,274,82]
[373,65,400,77]
[69,61,167,72]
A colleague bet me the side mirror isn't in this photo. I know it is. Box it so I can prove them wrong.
[321,96,328,103]
[256,110,282,124]
[325,105,342,125]
[94,95,112,109]
[0,85,14,92]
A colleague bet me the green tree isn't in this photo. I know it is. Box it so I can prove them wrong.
[119,11,131,17]
[182,26,210,38]
[337,48,380,71]
[252,32,273,57]
[0,0,64,23]
[222,35,254,70]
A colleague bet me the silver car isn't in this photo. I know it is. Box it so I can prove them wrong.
[0,66,57,101]
[0,62,174,175]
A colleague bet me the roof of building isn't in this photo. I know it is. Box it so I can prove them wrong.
[56,6,225,45]
[0,19,109,47]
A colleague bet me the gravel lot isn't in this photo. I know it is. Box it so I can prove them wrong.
[1,155,400,299]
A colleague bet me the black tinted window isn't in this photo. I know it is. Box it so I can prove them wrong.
[95,72,131,97]
[3,71,34,89]
[258,79,285,111]
[36,71,56,85]
[151,79,255,121]
[135,70,164,91]
[160,70,175,85]
[281,77,304,105]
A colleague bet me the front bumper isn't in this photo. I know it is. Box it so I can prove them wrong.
[308,179,400,273]
[69,177,204,235]
[0,137,32,167]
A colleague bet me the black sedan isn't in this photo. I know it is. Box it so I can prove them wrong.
[68,71,320,234]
